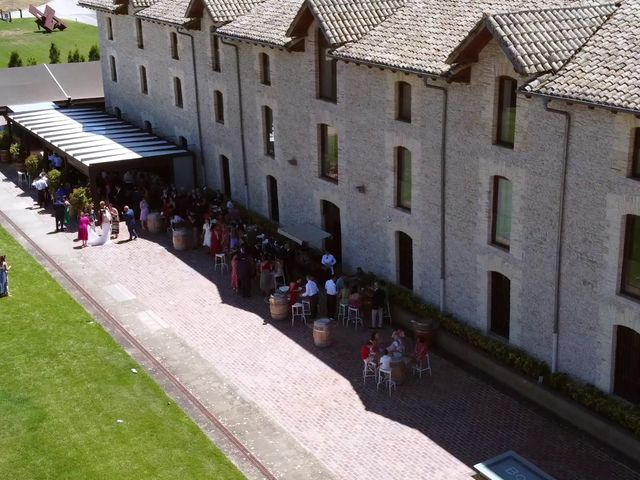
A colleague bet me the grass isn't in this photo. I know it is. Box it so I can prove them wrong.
[0,18,98,68]
[0,225,245,480]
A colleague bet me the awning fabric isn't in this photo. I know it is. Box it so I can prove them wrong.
[8,107,189,175]
[277,224,332,246]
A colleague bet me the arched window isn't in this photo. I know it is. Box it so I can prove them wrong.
[220,155,231,198]
[267,175,279,222]
[489,272,510,339]
[614,325,640,403]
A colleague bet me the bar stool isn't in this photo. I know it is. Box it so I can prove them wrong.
[337,302,348,326]
[363,359,378,385]
[302,300,311,317]
[347,306,363,329]
[412,353,432,378]
[291,303,306,327]
[214,253,228,272]
[377,367,396,397]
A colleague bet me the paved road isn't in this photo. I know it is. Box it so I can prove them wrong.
[0,166,638,480]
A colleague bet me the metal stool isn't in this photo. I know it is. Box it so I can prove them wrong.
[377,368,396,397]
[214,253,228,272]
[412,353,432,378]
[347,306,363,329]
[383,299,392,324]
[291,303,306,327]
[302,300,311,317]
[363,359,378,384]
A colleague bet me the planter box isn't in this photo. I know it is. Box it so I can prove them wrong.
[438,329,640,462]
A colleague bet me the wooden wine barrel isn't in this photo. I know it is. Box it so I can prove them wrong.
[147,212,164,234]
[313,318,335,348]
[269,293,289,320]
[172,228,191,251]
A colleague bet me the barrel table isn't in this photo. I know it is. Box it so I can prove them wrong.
[147,212,164,234]
[390,355,407,384]
[313,318,335,347]
[269,293,289,320]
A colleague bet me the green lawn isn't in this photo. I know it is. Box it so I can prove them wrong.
[0,226,245,480]
[0,18,98,68]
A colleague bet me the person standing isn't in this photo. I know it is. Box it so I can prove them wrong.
[63,197,71,229]
[237,249,253,298]
[0,255,11,297]
[123,205,138,240]
[78,210,90,248]
[109,204,120,239]
[302,274,319,319]
[324,274,338,319]
[321,251,337,276]
[139,198,150,231]
[371,281,386,329]
[53,197,66,232]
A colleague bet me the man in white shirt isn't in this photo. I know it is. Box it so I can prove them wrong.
[379,349,392,372]
[321,251,337,275]
[324,274,338,319]
[301,274,319,318]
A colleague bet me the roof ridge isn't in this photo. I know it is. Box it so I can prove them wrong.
[486,1,621,19]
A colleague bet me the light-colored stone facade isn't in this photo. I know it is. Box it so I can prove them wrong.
[95,10,640,395]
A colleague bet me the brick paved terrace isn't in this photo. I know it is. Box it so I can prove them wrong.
[1,166,639,480]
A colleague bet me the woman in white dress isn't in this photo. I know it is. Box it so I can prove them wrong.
[202,218,212,248]
[90,206,112,246]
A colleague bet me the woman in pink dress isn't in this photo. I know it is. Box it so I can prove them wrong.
[78,211,90,248]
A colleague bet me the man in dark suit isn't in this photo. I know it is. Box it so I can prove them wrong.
[123,205,138,240]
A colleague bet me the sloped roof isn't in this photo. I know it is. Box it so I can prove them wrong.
[482,4,617,74]
[525,0,640,112]
[132,0,160,8]
[331,0,599,76]
[77,0,121,12]
[307,0,406,45]
[202,0,264,23]
[216,0,303,46]
[137,0,192,25]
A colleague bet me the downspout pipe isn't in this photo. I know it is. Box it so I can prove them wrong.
[220,36,250,208]
[544,99,571,373]
[177,26,207,187]
[424,79,448,312]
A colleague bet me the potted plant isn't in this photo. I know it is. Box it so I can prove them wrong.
[47,169,62,196]
[69,186,92,216]
[25,153,41,181]
[9,141,23,163]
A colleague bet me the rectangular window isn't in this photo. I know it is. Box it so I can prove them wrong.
[260,53,271,86]
[396,82,411,122]
[622,215,640,299]
[106,17,113,41]
[319,124,338,181]
[496,77,517,147]
[263,106,274,157]
[109,56,117,82]
[139,66,148,94]
[136,19,144,49]
[170,32,179,60]
[317,33,336,102]
[397,231,413,290]
[211,35,220,72]
[174,77,183,108]
[491,176,512,249]
[631,128,640,179]
[214,91,224,124]
[396,147,412,211]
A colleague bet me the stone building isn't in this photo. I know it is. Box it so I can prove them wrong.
[78,0,640,403]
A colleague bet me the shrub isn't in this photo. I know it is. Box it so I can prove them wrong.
[69,186,93,215]
[26,57,37,66]
[88,44,100,61]
[0,131,11,149]
[49,43,61,64]
[67,48,85,63]
[25,154,41,178]
[9,142,23,162]
[8,51,23,68]
[48,169,62,194]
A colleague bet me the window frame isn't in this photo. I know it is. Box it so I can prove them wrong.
[173,77,183,108]
[136,18,144,49]
[263,106,274,157]
[139,65,148,95]
[496,76,517,148]
[396,81,412,123]
[396,146,412,211]
[170,32,179,60]
[109,55,117,82]
[621,215,640,300]
[319,124,338,182]
[214,90,224,124]
[259,53,271,86]
[630,128,640,179]
[491,176,512,250]
[106,17,113,41]
[211,34,221,72]
[317,32,337,102]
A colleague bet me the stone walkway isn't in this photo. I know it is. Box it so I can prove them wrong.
[1,167,639,480]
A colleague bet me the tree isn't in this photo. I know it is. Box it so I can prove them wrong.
[88,44,100,61]
[8,51,23,68]
[49,43,60,64]
[26,57,37,66]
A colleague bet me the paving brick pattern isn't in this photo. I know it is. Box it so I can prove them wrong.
[1,171,639,480]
